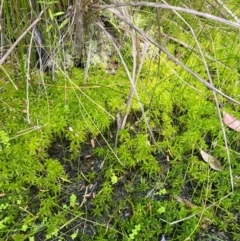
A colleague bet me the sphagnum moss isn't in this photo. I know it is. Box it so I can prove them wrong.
[1,1,240,240]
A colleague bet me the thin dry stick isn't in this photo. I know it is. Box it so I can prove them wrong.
[84,29,93,83]
[94,2,240,29]
[25,29,35,124]
[0,0,4,59]
[161,33,232,70]
[165,0,233,191]
[108,8,240,105]
[96,19,158,151]
[0,17,42,65]
[120,39,150,129]
[73,0,84,65]
[119,6,138,130]
[214,0,240,23]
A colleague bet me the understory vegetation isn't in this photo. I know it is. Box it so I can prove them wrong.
[1,0,240,240]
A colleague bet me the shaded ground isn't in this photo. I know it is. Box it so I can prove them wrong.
[40,130,233,241]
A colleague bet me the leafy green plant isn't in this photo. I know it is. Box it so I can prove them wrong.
[1,1,240,240]
[128,224,141,240]
[0,130,10,150]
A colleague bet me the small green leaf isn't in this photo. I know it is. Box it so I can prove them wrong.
[59,18,69,30]
[0,222,6,230]
[111,174,118,185]
[21,224,28,231]
[53,11,65,17]
[71,230,78,239]
[135,224,141,231]
[157,206,166,214]
[70,194,77,207]
[49,9,54,21]
[132,229,137,235]
[129,233,135,240]
[159,188,167,195]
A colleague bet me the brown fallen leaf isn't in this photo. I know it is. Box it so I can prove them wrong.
[223,111,240,132]
[200,149,222,171]
[176,196,212,229]
[177,196,197,209]
[91,139,95,148]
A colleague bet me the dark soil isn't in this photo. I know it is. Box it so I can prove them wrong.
[33,132,233,241]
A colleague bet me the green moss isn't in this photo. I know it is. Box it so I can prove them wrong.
[2,58,240,239]
[1,2,240,240]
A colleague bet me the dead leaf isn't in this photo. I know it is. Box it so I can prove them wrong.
[177,196,197,209]
[91,139,95,148]
[177,196,212,229]
[223,111,240,132]
[166,154,170,162]
[200,149,222,171]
